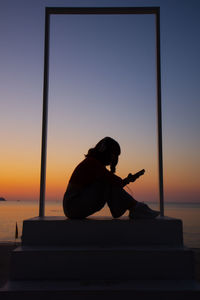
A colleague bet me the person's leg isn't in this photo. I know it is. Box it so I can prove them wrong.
[107,186,137,218]
[107,185,160,219]
[63,181,107,219]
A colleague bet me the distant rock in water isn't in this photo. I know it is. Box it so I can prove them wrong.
[0,197,6,201]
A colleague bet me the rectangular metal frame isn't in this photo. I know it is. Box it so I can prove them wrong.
[39,7,164,217]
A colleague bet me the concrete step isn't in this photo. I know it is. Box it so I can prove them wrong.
[10,246,194,280]
[22,216,183,247]
[1,279,200,300]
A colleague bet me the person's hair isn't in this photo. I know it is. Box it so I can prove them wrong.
[85,137,121,173]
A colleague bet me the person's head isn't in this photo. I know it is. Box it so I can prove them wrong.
[85,137,121,173]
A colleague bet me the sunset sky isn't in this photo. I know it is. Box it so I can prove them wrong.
[0,0,199,206]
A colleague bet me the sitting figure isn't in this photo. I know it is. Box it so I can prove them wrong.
[63,137,160,219]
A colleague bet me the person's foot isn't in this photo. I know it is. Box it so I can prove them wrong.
[129,202,160,219]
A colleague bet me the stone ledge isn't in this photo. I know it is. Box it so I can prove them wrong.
[22,216,183,247]
[1,280,200,300]
[10,246,194,280]
[3,279,200,291]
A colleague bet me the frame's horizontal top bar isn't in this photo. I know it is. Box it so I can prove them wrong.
[46,7,160,15]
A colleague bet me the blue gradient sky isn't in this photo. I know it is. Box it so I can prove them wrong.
[0,0,199,205]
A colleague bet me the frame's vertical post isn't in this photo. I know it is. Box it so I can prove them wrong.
[156,9,164,216]
[38,7,164,218]
[39,9,50,217]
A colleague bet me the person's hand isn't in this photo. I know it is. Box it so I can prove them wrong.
[127,169,145,183]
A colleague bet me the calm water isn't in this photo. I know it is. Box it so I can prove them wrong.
[0,200,200,248]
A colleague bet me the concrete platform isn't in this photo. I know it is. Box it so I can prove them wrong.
[1,280,200,300]
[10,245,194,280]
[22,216,183,247]
[1,215,200,299]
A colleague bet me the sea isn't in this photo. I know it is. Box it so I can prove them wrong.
[0,200,200,248]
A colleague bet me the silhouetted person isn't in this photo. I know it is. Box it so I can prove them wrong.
[63,137,160,219]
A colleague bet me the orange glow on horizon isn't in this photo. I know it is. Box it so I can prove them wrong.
[1,146,199,203]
